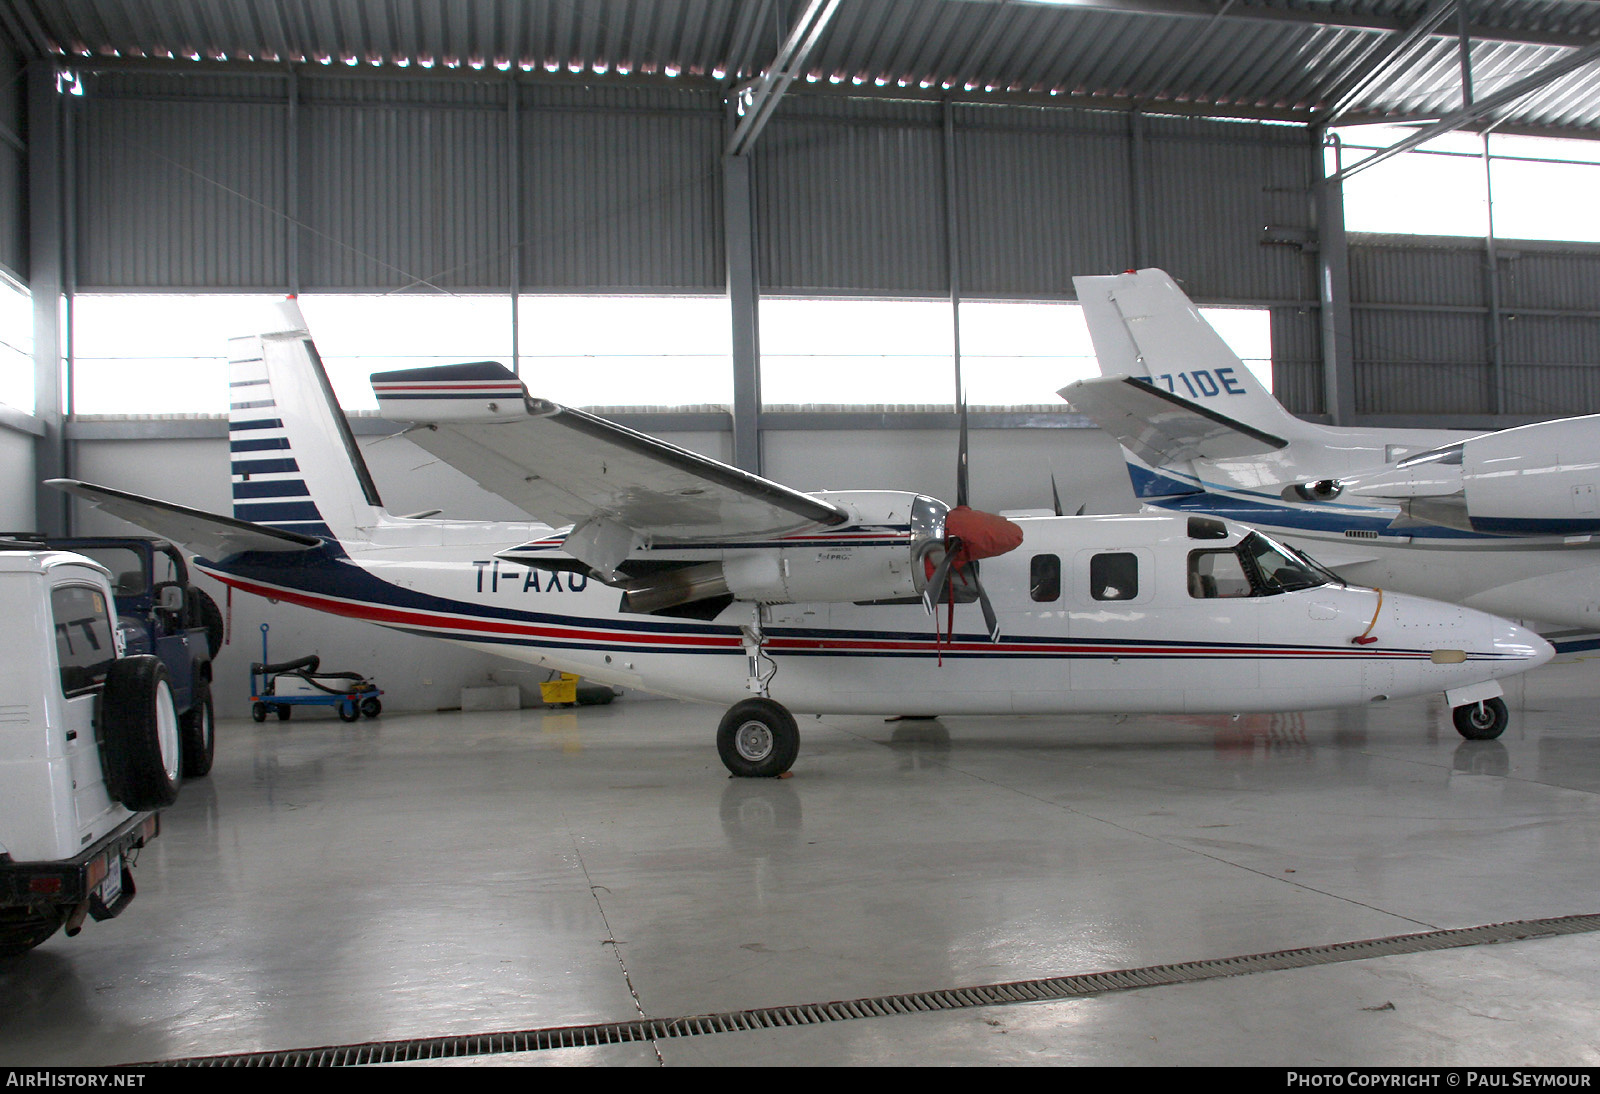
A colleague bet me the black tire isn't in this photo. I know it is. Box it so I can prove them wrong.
[251,701,267,723]
[276,704,291,722]
[190,587,225,660]
[180,677,216,778]
[337,699,360,723]
[1453,696,1509,740]
[0,906,66,957]
[716,698,800,778]
[100,655,182,810]
[360,696,381,718]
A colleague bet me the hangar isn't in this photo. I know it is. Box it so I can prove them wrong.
[2,0,1600,1066]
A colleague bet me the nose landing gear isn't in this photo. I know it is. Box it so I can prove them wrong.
[1452,696,1508,740]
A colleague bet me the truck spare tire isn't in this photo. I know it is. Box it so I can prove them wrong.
[100,655,181,810]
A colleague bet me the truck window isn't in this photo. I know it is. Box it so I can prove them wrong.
[52,585,117,696]
[1030,555,1060,602]
[78,546,147,598]
[1091,552,1139,601]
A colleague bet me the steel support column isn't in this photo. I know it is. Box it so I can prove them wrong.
[1316,129,1356,425]
[29,62,67,535]
[725,150,762,474]
[944,100,962,404]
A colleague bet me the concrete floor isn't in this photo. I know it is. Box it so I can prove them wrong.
[5,657,1600,1066]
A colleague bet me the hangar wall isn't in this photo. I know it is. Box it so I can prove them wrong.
[15,63,1600,715]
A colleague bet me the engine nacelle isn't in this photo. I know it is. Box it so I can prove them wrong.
[1328,415,1600,536]
[1460,416,1600,535]
[621,491,949,612]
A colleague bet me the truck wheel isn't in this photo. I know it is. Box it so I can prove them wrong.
[190,588,225,660]
[360,697,381,718]
[100,655,182,811]
[181,678,216,778]
[337,699,360,723]
[251,701,267,723]
[0,906,66,957]
[276,704,291,722]
[716,698,800,778]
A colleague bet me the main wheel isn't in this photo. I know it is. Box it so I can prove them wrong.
[100,655,182,810]
[0,906,67,957]
[180,677,216,778]
[1453,696,1509,740]
[717,698,800,778]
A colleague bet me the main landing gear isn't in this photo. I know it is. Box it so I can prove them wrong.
[716,609,800,778]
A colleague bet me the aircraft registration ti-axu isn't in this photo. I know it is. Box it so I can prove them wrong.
[51,300,1553,777]
[1064,267,1600,637]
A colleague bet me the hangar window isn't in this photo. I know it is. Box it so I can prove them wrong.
[0,272,31,414]
[71,294,732,415]
[758,297,1271,408]
[1090,552,1139,601]
[760,298,953,407]
[1334,127,1600,243]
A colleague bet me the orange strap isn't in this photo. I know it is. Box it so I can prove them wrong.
[1352,588,1383,645]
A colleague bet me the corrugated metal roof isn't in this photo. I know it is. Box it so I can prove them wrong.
[7,0,1600,135]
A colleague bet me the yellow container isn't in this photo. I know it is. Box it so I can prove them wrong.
[539,673,580,704]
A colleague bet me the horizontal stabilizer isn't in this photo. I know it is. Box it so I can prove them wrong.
[373,363,850,547]
[47,479,321,558]
[1060,375,1287,466]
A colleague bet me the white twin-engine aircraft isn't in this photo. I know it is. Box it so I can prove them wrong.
[1063,267,1600,636]
[52,300,1551,778]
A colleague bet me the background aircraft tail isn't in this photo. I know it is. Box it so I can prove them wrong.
[227,301,386,544]
[1072,268,1312,446]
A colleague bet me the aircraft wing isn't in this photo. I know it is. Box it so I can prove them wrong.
[47,480,322,557]
[1059,375,1287,466]
[373,364,850,560]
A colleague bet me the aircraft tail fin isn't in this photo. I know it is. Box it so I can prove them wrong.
[1070,268,1312,451]
[228,301,386,543]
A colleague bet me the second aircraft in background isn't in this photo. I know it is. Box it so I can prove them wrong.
[1063,267,1600,636]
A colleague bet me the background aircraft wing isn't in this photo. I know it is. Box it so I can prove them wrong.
[373,364,850,548]
[47,479,323,557]
[1060,375,1287,465]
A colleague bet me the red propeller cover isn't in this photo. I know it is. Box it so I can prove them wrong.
[945,505,1024,564]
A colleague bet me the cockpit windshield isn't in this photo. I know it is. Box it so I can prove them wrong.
[1239,532,1331,594]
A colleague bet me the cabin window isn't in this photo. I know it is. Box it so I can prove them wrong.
[1030,554,1061,602]
[1090,552,1139,601]
[1188,550,1253,599]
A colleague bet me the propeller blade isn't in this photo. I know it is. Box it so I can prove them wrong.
[1050,474,1064,518]
[922,538,960,614]
[973,570,1001,643]
[956,396,970,509]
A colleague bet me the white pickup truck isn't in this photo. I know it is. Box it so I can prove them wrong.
[0,545,183,956]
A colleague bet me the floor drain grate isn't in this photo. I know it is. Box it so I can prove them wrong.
[147,912,1600,1066]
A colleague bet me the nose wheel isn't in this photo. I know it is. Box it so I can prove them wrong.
[1452,696,1508,740]
[717,698,800,778]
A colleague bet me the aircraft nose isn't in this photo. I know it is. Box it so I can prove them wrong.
[1497,619,1555,669]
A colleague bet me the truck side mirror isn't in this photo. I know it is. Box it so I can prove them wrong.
[158,585,184,613]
